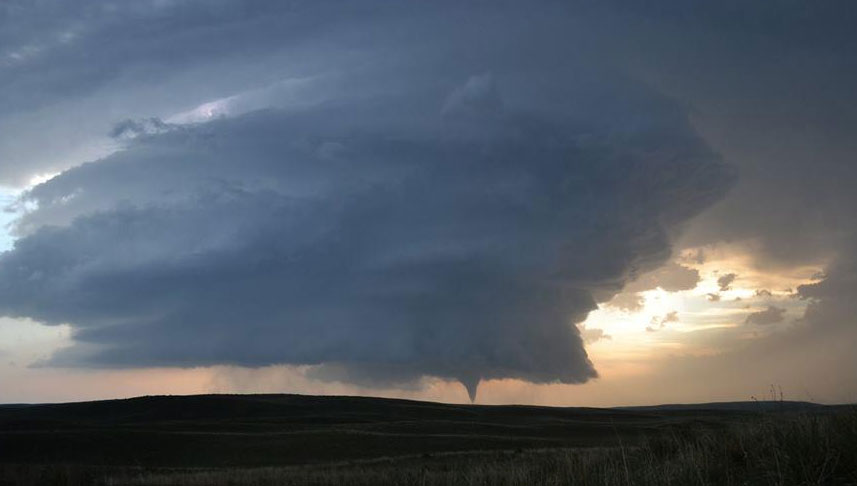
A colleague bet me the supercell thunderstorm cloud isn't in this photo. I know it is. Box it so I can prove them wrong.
[0,70,732,394]
[4,1,856,405]
[0,1,734,397]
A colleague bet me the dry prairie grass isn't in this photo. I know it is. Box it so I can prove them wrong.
[3,408,855,486]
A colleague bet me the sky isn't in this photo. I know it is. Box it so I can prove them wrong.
[1,0,856,406]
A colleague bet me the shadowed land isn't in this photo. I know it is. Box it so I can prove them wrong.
[0,394,855,485]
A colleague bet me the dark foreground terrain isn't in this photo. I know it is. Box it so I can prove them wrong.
[0,394,855,485]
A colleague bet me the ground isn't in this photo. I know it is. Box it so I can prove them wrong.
[0,394,854,485]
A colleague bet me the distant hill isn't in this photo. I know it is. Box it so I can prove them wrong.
[0,394,846,467]
[617,400,837,413]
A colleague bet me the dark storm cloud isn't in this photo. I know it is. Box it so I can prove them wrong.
[0,63,732,390]
[7,0,857,395]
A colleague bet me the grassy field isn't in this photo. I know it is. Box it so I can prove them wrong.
[0,394,854,485]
